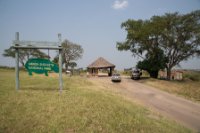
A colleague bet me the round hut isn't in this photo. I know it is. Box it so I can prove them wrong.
[87,57,115,76]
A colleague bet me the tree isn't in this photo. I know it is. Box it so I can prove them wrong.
[68,62,77,69]
[158,11,200,79]
[68,62,77,75]
[117,10,200,79]
[136,48,166,78]
[54,39,83,70]
[3,47,48,66]
[117,18,166,78]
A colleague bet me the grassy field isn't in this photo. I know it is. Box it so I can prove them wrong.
[0,68,192,133]
[139,71,200,102]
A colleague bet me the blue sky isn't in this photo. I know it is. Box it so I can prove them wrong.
[0,0,200,69]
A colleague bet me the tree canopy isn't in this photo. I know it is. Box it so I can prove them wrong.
[117,10,200,79]
[137,48,166,78]
[54,39,83,70]
[3,47,48,66]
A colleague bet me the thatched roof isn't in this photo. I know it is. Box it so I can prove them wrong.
[87,57,115,68]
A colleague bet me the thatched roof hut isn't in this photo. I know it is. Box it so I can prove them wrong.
[88,57,115,68]
[87,57,115,76]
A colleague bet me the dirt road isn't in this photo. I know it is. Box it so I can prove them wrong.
[89,77,200,131]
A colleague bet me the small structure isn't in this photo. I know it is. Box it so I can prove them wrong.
[159,70,183,80]
[87,57,115,76]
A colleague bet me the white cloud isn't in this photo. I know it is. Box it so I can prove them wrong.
[112,0,128,10]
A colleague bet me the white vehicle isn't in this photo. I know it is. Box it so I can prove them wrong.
[111,73,121,82]
[131,69,141,80]
[66,70,71,76]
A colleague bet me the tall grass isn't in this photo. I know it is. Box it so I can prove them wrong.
[0,69,192,133]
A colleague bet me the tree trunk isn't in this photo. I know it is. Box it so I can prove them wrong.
[20,60,25,67]
[71,67,74,75]
[166,67,171,80]
[65,63,68,71]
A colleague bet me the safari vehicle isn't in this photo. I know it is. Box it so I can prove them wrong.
[131,69,141,80]
[111,73,121,82]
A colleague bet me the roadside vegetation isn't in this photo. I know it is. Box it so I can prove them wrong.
[117,10,200,79]
[0,68,192,133]
[139,71,200,102]
[184,71,200,82]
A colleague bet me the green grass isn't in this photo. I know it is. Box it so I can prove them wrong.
[0,68,192,133]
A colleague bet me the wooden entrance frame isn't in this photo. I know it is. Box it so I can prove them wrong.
[88,67,114,76]
[13,32,63,93]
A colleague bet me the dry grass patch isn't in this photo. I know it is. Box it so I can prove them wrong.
[139,78,200,102]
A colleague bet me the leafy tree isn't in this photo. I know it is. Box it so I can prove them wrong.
[54,40,83,70]
[52,56,59,64]
[3,47,48,66]
[68,62,77,75]
[117,19,166,78]
[137,48,166,78]
[68,62,77,69]
[117,10,200,79]
[158,11,200,79]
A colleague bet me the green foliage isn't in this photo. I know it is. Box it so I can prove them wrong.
[0,69,191,133]
[68,62,77,69]
[117,10,200,79]
[137,48,167,78]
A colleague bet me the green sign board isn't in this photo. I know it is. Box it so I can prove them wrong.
[25,58,59,76]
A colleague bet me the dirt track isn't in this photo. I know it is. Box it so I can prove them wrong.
[89,77,200,131]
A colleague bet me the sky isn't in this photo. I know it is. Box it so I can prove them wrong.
[0,0,200,70]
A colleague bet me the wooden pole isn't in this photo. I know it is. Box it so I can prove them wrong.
[58,33,63,93]
[15,32,19,90]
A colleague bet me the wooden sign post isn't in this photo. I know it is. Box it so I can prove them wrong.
[13,32,63,93]
[15,32,19,90]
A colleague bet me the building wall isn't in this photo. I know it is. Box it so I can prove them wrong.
[159,70,183,80]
